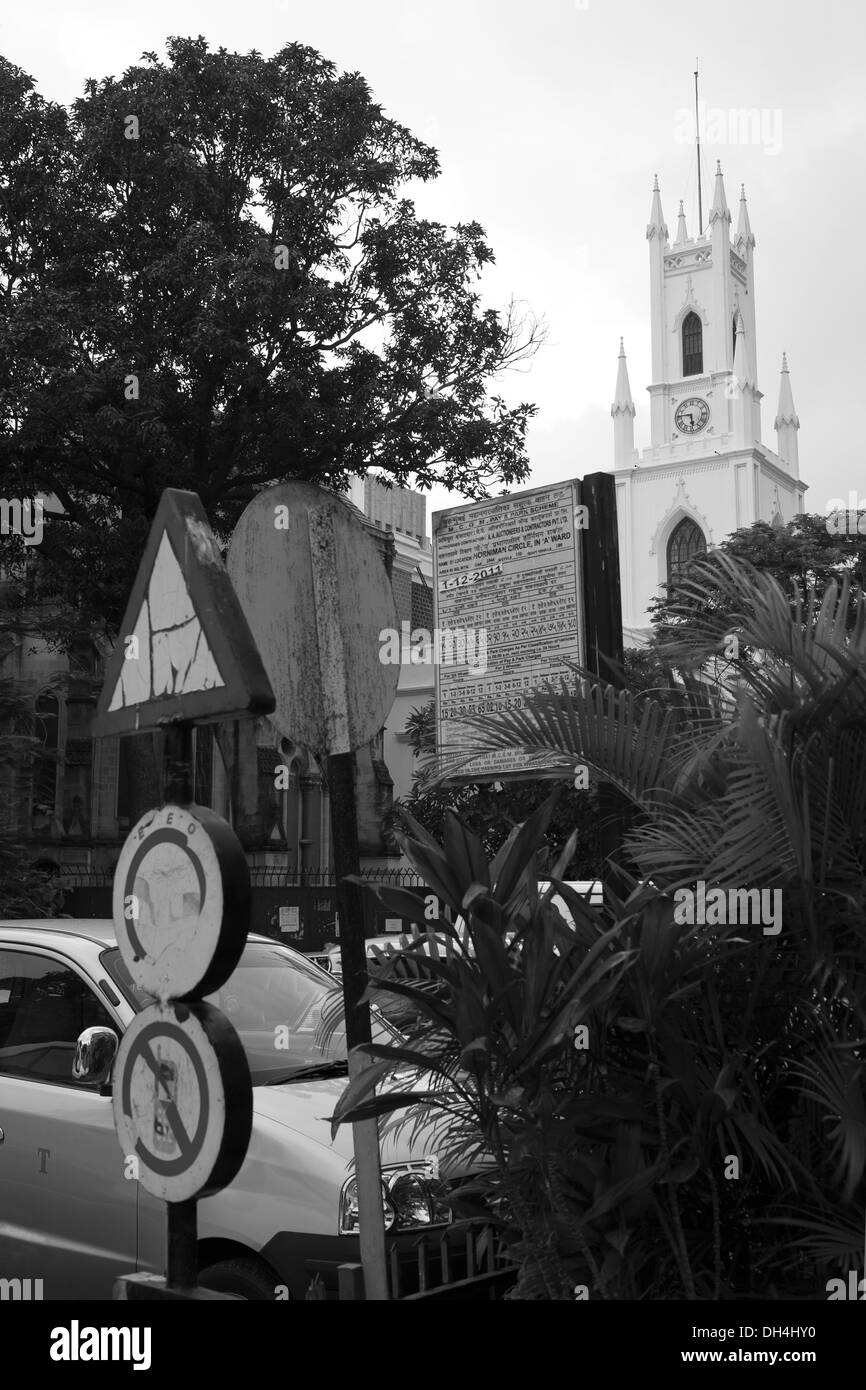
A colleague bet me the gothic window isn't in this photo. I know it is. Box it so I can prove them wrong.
[667,518,706,587]
[732,315,738,363]
[682,311,703,376]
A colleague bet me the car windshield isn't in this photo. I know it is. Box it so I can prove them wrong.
[102,941,383,1085]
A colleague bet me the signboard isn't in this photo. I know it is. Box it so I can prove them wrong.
[113,1001,252,1203]
[432,479,585,780]
[279,905,300,935]
[227,482,399,757]
[113,804,250,1001]
[93,489,274,737]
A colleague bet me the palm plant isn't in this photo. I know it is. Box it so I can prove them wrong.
[332,554,866,1298]
[419,552,866,1293]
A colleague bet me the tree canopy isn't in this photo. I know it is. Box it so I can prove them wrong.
[650,513,866,642]
[0,37,540,643]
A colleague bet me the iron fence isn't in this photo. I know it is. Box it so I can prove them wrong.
[337,1222,518,1301]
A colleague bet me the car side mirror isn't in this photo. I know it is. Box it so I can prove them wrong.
[73,1026,119,1089]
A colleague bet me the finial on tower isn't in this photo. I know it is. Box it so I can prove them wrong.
[647,175,668,240]
[775,353,799,427]
[612,340,635,413]
[775,352,800,473]
[732,310,749,384]
[709,160,730,225]
[675,200,689,244]
[612,339,636,467]
[736,184,755,248]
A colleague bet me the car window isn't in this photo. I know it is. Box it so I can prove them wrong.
[0,950,117,1086]
[102,941,402,1085]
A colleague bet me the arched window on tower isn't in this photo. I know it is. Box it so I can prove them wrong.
[667,517,706,587]
[732,315,738,363]
[682,311,703,376]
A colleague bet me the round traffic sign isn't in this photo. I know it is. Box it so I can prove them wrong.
[113,803,250,1001]
[113,1000,253,1202]
[227,482,400,756]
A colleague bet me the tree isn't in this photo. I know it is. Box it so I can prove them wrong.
[0,37,542,645]
[342,555,866,1297]
[650,514,866,643]
[388,648,662,875]
[388,696,602,876]
[0,673,64,916]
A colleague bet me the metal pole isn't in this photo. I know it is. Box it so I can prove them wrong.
[327,749,390,1300]
[162,720,199,1291]
[694,62,703,235]
[166,1201,198,1289]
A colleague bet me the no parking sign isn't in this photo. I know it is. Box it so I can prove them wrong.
[114,1001,251,1203]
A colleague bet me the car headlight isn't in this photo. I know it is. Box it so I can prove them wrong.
[339,1160,451,1235]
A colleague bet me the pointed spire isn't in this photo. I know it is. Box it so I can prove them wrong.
[647,174,668,241]
[737,184,755,248]
[732,310,749,384]
[674,200,689,244]
[612,338,636,416]
[774,352,799,428]
[775,352,800,473]
[709,160,731,225]
[612,338,636,467]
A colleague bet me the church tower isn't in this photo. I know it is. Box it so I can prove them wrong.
[612,165,807,643]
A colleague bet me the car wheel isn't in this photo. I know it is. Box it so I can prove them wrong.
[198,1257,283,1300]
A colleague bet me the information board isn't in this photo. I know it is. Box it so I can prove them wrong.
[432,479,585,780]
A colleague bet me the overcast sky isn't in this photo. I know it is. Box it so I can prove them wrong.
[5,0,864,532]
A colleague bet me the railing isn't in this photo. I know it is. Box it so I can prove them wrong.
[56,864,427,888]
[337,1222,518,1301]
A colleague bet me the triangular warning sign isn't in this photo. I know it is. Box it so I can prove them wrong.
[93,489,275,737]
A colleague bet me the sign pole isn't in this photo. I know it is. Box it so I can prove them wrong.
[226,482,400,1303]
[167,1200,198,1290]
[307,507,389,1301]
[162,719,199,1290]
[327,750,389,1300]
[578,472,630,893]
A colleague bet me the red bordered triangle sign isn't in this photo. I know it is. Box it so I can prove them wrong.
[93,489,275,737]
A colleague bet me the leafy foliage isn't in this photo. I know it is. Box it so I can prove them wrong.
[651,513,866,642]
[336,555,866,1298]
[0,674,64,917]
[0,38,541,645]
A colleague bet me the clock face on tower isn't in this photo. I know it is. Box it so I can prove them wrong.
[674,397,710,434]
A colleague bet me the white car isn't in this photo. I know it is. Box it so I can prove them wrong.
[317,881,604,976]
[0,919,464,1300]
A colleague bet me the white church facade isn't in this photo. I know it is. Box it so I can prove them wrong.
[612,161,807,644]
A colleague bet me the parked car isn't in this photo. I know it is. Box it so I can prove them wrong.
[316,882,604,977]
[0,919,467,1300]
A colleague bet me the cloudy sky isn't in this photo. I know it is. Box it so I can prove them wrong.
[5,0,864,531]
